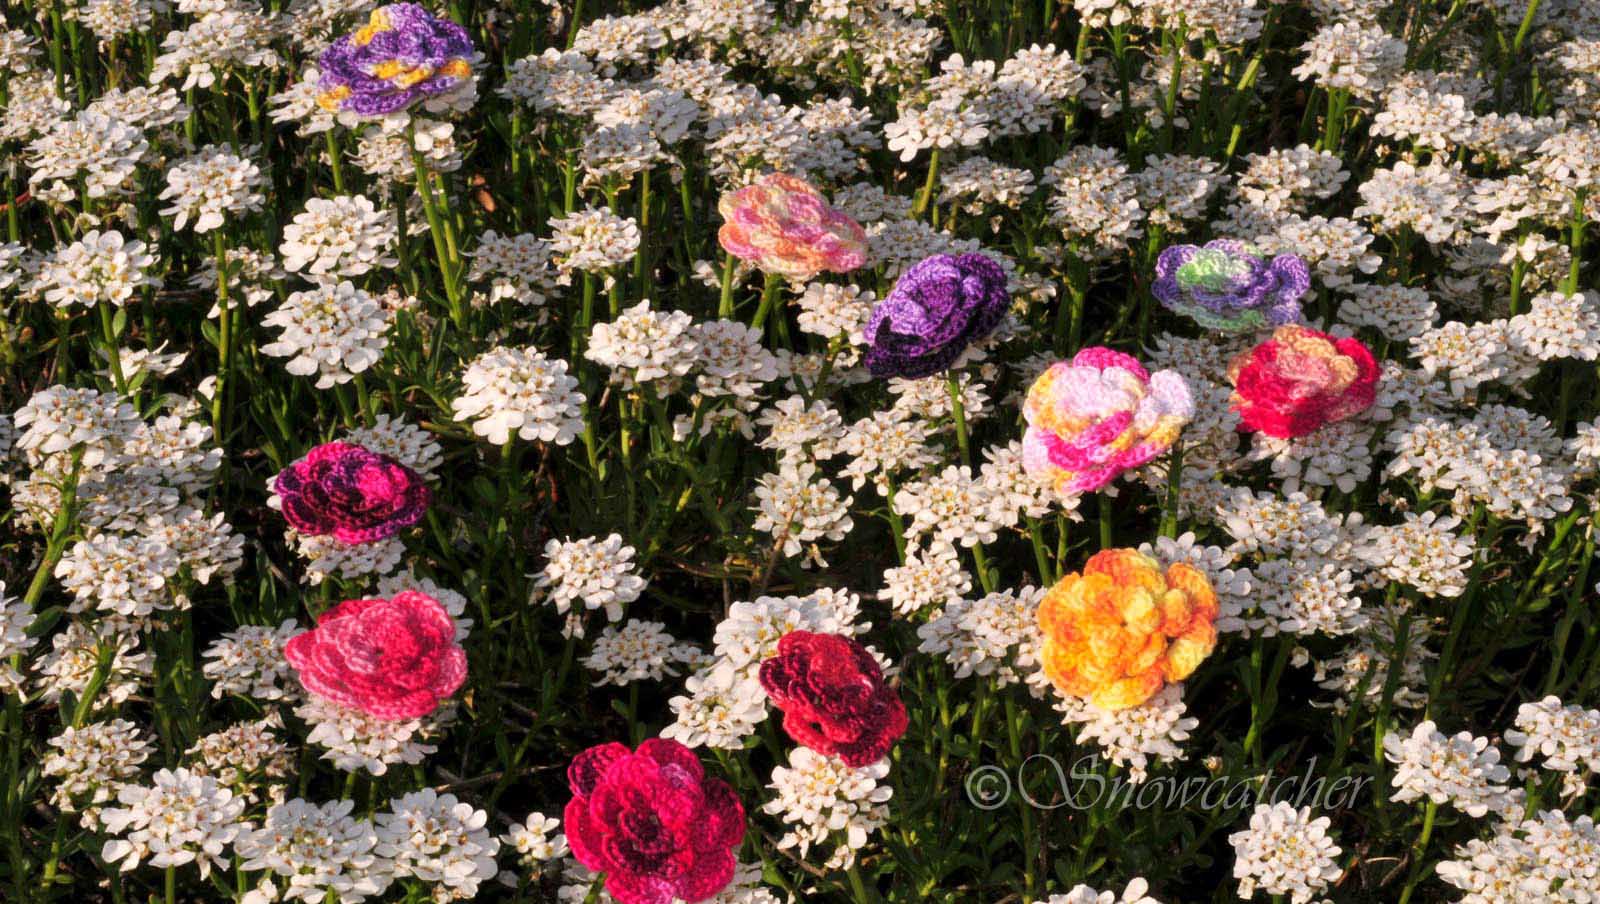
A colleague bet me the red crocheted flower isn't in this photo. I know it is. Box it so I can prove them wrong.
[273,441,430,544]
[1227,325,1379,439]
[564,738,745,904]
[758,631,908,767]
[284,590,466,721]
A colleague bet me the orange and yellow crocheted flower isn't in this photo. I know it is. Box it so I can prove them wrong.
[1037,548,1218,710]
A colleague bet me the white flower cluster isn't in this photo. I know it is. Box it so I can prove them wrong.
[533,533,648,624]
[260,281,392,389]
[1383,720,1515,818]
[453,347,587,446]
[763,748,891,869]
[100,767,246,878]
[1227,802,1343,904]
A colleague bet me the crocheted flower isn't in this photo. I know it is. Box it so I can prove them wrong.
[316,4,476,118]
[565,739,745,904]
[1227,324,1379,438]
[1021,347,1194,495]
[273,442,430,544]
[284,590,467,720]
[1038,549,1218,710]
[758,631,908,767]
[862,252,1009,379]
[1152,240,1311,332]
[716,173,867,281]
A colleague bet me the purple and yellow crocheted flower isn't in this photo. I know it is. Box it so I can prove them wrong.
[863,252,1009,379]
[316,4,475,118]
[1151,240,1310,333]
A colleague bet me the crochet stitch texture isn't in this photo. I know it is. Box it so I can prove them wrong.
[1038,549,1218,710]
[1227,324,1379,438]
[1021,347,1194,495]
[716,173,867,281]
[1152,239,1311,332]
[758,630,908,767]
[284,590,467,721]
[316,3,476,117]
[274,441,430,544]
[564,738,745,904]
[863,252,1009,378]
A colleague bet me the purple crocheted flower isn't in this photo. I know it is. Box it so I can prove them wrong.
[863,253,1009,379]
[274,442,430,544]
[1151,240,1310,333]
[316,4,476,118]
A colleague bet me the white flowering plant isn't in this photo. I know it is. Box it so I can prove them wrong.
[0,1,1598,903]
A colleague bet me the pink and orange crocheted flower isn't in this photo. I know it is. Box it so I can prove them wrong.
[716,173,868,281]
[1227,325,1379,439]
[284,590,466,721]
[565,738,745,904]
[1038,549,1218,710]
[1021,347,1194,496]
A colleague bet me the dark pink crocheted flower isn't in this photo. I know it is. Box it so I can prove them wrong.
[1227,325,1379,439]
[564,739,745,904]
[284,590,466,720]
[273,441,429,544]
[758,631,907,766]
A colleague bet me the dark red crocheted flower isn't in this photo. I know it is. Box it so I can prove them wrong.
[273,441,430,544]
[284,590,466,720]
[1227,324,1379,439]
[758,631,908,767]
[564,738,745,904]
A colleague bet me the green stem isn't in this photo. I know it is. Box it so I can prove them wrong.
[210,229,232,438]
[911,149,941,220]
[718,252,737,317]
[1565,189,1588,295]
[946,373,971,468]
[324,130,346,194]
[98,303,126,394]
[750,271,782,334]
[24,448,84,608]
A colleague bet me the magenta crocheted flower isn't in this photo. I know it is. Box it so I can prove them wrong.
[758,631,908,767]
[565,738,745,904]
[284,590,466,721]
[273,442,430,544]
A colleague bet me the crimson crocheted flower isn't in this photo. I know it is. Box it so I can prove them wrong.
[273,441,430,544]
[757,631,908,767]
[284,590,466,721]
[565,738,745,904]
[1227,324,1379,438]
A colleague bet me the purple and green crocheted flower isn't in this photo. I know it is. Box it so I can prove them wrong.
[316,4,475,118]
[1152,240,1310,333]
[863,253,1009,379]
